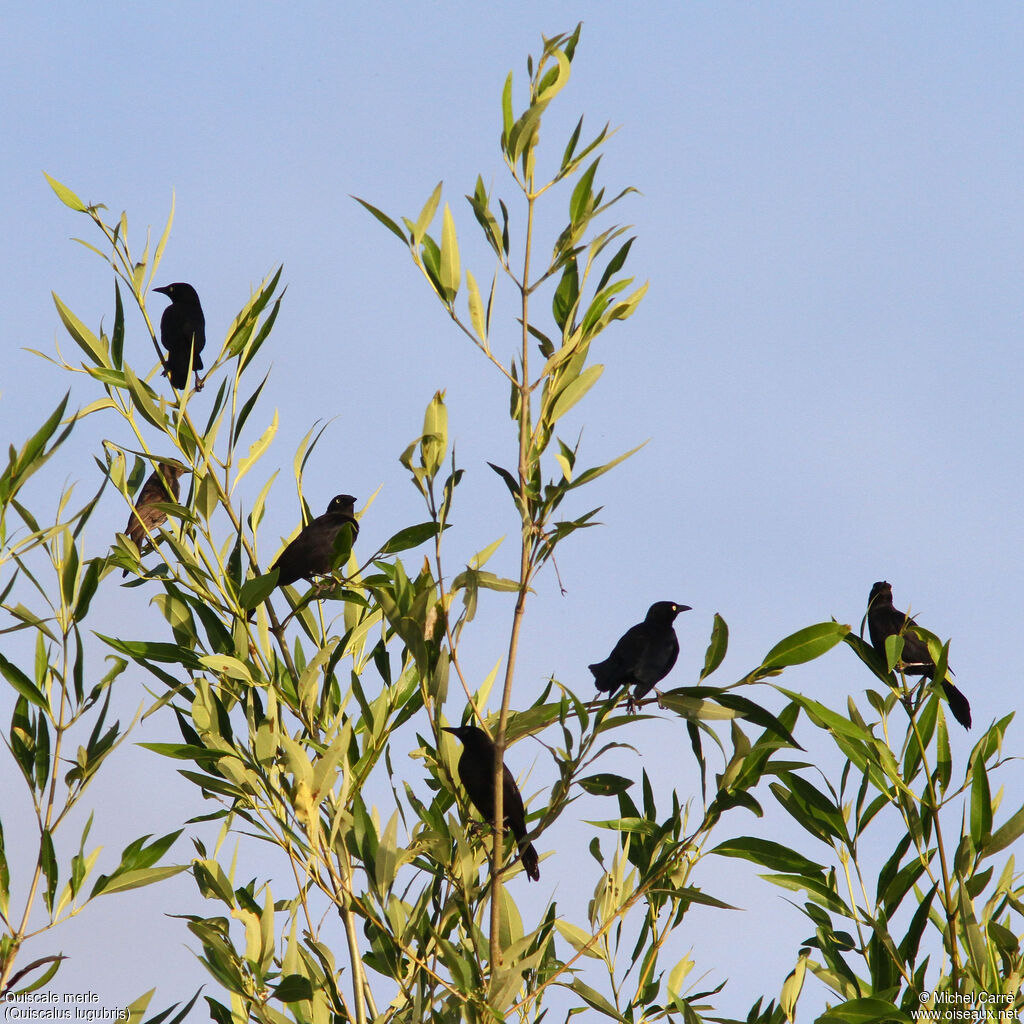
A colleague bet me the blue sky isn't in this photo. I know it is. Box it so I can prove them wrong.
[3,3,1023,1017]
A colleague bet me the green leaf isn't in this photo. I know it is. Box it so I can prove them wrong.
[970,751,992,844]
[554,920,602,960]
[667,953,694,1004]
[199,655,252,682]
[570,158,600,225]
[412,181,442,245]
[560,115,584,171]
[595,236,636,295]
[273,976,314,1003]
[122,366,167,430]
[238,572,279,611]
[111,281,125,368]
[500,72,514,143]
[817,997,912,1024]
[488,461,519,498]
[379,522,440,555]
[0,822,9,917]
[659,691,737,721]
[93,864,186,896]
[549,363,603,422]
[374,812,401,893]
[0,653,49,713]
[761,621,850,668]
[569,978,624,1020]
[711,837,825,877]
[466,270,487,343]
[352,196,408,244]
[986,804,1024,857]
[566,441,646,490]
[469,571,520,592]
[420,390,448,477]
[232,371,271,448]
[53,292,109,367]
[44,172,87,211]
[439,203,460,301]
[537,46,571,102]
[232,409,277,493]
[779,954,807,1022]
[40,829,58,912]
[150,190,175,289]
[578,774,633,796]
[700,614,728,679]
[552,258,580,331]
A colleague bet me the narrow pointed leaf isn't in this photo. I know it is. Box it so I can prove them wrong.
[762,622,850,668]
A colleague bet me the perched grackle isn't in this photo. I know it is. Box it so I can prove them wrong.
[867,581,971,729]
[271,494,358,588]
[122,463,186,576]
[443,725,540,882]
[154,283,206,390]
[590,600,691,710]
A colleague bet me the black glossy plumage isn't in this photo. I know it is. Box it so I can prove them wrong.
[122,463,186,576]
[867,581,971,729]
[589,600,691,706]
[443,725,540,882]
[154,283,206,390]
[271,494,358,587]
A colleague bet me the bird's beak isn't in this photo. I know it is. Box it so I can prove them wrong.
[441,726,457,735]
[153,285,170,296]
[677,604,692,613]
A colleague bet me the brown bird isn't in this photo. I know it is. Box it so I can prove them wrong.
[443,724,540,882]
[122,463,186,576]
[271,494,358,588]
[866,581,971,729]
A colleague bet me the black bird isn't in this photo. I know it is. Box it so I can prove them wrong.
[271,494,358,587]
[590,600,691,710]
[122,463,186,576]
[867,581,971,729]
[154,283,206,390]
[443,725,540,882]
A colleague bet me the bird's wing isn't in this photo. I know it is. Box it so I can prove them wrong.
[633,629,679,690]
[590,622,650,690]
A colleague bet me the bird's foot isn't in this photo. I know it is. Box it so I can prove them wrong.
[466,821,489,840]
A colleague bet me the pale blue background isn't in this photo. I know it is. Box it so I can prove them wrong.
[2,3,1022,1018]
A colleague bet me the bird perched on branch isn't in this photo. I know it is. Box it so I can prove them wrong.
[590,600,690,711]
[122,463,186,576]
[271,494,358,588]
[443,724,540,882]
[154,283,206,390]
[866,581,971,729]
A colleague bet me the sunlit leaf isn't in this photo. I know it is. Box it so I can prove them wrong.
[44,172,87,212]
[762,622,850,668]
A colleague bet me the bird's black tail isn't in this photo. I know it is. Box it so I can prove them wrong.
[942,679,972,729]
[518,840,540,882]
[164,355,188,389]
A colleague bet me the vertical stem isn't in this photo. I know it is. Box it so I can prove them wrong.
[904,693,962,980]
[489,191,535,971]
[342,900,368,1024]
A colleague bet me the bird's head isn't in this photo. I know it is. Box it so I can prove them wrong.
[869,581,893,608]
[159,463,189,484]
[647,600,691,622]
[327,494,357,515]
[154,282,201,305]
[442,724,488,747]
